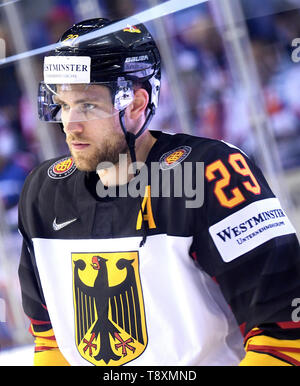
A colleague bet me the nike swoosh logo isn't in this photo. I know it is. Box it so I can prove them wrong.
[53,217,77,231]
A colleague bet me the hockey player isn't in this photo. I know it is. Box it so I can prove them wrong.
[18,18,300,366]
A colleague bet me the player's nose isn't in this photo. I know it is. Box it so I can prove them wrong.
[63,110,85,134]
[64,119,85,134]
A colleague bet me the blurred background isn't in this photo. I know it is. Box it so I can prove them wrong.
[0,0,300,364]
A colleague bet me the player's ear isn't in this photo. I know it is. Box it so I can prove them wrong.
[128,88,149,119]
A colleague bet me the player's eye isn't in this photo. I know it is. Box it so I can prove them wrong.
[59,102,70,111]
[81,103,97,112]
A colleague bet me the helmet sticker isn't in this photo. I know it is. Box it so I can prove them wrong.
[63,34,79,45]
[150,76,161,109]
[125,56,149,63]
[123,25,142,33]
[114,78,134,111]
[44,56,91,84]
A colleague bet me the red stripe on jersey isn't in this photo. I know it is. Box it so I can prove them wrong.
[243,328,263,342]
[35,346,56,352]
[38,335,56,341]
[29,317,51,326]
[247,345,300,366]
[277,321,300,329]
[239,323,246,336]
[248,344,300,354]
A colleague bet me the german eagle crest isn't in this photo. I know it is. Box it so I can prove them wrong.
[72,251,147,366]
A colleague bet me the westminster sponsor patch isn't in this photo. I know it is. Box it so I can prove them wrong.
[48,157,76,179]
[159,146,192,170]
[209,198,296,262]
[44,56,91,84]
[72,251,147,366]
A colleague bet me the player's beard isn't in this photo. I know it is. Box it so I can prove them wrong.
[67,134,129,172]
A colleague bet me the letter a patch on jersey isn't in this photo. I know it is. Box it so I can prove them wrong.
[72,251,147,366]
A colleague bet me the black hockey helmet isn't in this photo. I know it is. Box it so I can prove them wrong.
[57,18,161,88]
[38,18,161,123]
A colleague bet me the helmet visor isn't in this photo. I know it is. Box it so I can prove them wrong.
[38,80,134,123]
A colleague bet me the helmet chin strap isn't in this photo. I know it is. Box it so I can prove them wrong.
[118,103,156,177]
[118,103,156,247]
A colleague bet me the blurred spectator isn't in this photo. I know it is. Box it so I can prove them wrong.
[275,8,300,56]
[0,285,14,349]
[160,2,300,169]
[45,4,75,43]
[168,8,229,139]
[103,0,139,19]
[0,24,23,139]
[0,117,32,230]
[26,4,75,49]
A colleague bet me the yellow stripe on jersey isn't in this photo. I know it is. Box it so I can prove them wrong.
[240,351,292,366]
[34,348,70,366]
[30,324,56,338]
[29,323,70,366]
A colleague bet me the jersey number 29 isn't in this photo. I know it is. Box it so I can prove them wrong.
[205,153,261,208]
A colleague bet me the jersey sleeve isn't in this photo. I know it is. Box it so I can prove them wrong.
[18,172,69,366]
[192,141,300,365]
